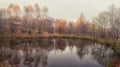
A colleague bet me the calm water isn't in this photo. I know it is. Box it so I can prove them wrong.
[0,38,118,67]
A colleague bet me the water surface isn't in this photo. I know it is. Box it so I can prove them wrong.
[0,39,118,67]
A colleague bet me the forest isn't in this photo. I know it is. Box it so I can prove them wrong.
[0,4,120,55]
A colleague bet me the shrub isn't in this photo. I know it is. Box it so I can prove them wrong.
[37,31,42,34]
[107,60,115,67]
[114,40,120,56]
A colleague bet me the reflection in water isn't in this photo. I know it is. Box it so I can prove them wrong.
[0,39,118,67]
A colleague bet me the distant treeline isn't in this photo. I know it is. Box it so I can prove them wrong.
[0,4,120,40]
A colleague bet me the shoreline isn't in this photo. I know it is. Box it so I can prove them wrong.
[0,34,119,56]
[0,34,116,46]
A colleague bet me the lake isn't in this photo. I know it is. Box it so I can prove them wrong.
[0,38,119,67]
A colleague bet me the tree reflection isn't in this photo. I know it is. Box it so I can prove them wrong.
[0,39,119,67]
[55,39,66,51]
[90,43,114,66]
[0,40,52,67]
[76,40,89,59]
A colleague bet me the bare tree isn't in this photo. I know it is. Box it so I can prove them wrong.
[24,5,35,34]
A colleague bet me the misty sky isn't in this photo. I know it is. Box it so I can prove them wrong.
[0,0,120,21]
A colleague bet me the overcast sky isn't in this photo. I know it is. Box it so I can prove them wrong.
[0,0,120,21]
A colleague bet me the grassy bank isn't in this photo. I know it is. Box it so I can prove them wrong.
[0,34,116,45]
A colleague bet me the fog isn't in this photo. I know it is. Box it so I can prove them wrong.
[0,0,120,20]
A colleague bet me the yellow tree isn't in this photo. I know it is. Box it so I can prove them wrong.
[73,14,87,35]
[14,5,21,16]
[8,4,21,17]
[55,19,66,34]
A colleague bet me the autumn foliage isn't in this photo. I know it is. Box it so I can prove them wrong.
[0,4,120,40]
[55,19,66,34]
